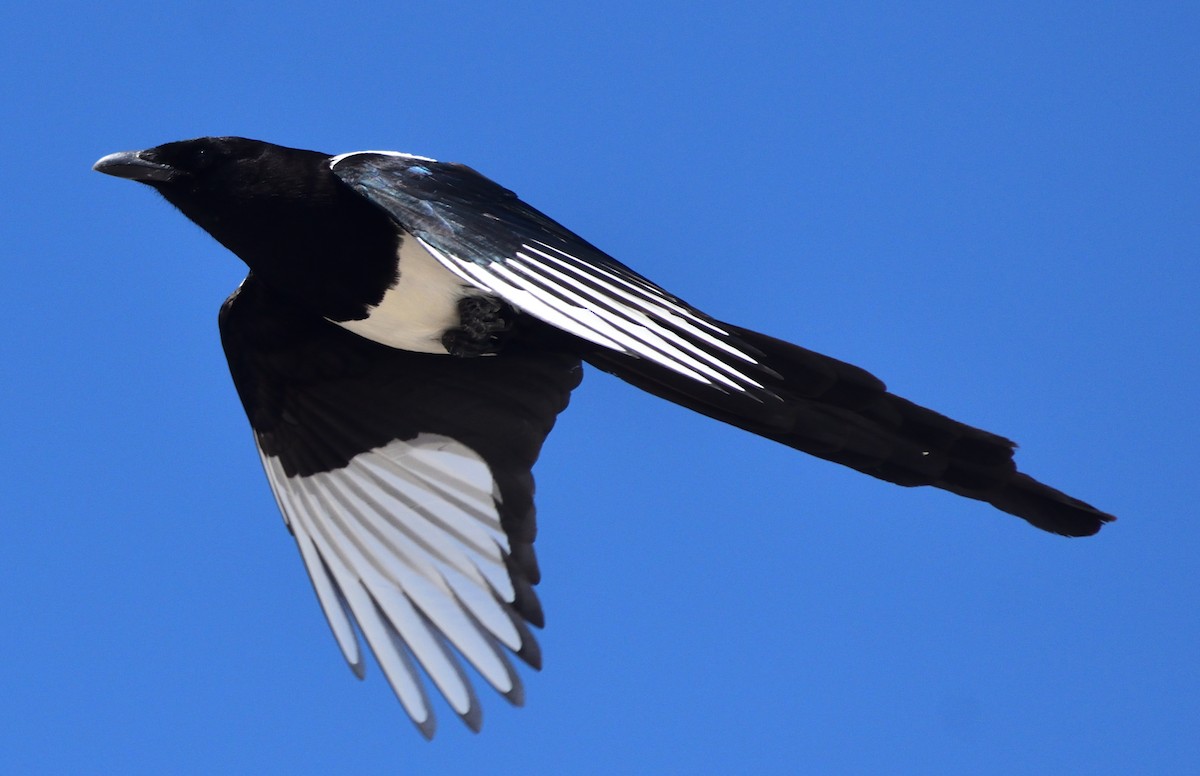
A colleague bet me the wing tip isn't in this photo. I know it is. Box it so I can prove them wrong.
[413,712,437,740]
[458,702,483,734]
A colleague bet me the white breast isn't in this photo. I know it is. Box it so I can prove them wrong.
[334,232,481,354]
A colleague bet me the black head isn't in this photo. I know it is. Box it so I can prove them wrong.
[94,137,401,319]
[94,136,334,228]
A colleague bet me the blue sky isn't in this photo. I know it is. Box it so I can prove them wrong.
[2,2,1197,773]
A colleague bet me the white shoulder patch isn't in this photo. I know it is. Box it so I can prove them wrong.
[332,231,487,354]
[258,433,526,737]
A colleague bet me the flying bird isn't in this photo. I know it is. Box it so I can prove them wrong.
[94,137,1114,737]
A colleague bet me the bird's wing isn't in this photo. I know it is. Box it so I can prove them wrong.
[330,152,779,397]
[219,275,582,738]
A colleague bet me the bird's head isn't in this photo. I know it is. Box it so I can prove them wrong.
[93,136,335,230]
[93,137,400,317]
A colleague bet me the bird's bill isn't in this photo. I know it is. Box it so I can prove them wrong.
[93,150,182,184]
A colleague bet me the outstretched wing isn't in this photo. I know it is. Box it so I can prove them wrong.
[219,274,582,738]
[330,151,780,397]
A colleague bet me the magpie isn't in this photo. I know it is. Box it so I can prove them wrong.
[94,137,1114,738]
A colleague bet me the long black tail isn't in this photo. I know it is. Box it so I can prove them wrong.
[583,323,1114,537]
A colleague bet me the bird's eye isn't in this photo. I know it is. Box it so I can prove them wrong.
[188,147,213,167]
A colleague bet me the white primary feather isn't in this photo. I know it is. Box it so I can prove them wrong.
[256,433,528,735]
[518,240,757,360]
[501,257,750,389]
[414,236,767,392]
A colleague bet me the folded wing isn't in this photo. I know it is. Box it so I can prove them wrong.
[330,152,779,397]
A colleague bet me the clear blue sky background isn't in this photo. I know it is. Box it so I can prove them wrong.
[2,3,1196,774]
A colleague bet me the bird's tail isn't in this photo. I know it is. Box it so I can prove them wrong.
[582,324,1114,537]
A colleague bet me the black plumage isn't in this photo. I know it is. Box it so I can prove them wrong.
[94,136,1113,737]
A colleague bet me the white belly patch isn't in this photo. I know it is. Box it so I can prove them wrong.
[334,233,482,354]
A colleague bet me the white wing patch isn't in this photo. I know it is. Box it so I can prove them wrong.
[416,236,767,392]
[259,433,527,737]
[332,234,482,354]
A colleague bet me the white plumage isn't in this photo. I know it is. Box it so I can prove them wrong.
[333,235,482,354]
[258,433,527,736]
